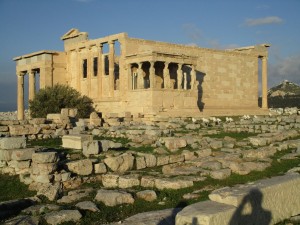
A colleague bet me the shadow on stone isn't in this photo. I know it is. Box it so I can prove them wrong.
[157,201,188,225]
[229,188,271,225]
[196,71,206,112]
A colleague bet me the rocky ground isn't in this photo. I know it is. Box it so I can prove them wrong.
[0,109,300,224]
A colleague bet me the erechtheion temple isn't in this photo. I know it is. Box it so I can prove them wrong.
[14,29,269,120]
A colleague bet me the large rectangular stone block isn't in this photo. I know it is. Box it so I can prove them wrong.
[11,148,36,161]
[209,173,300,224]
[0,149,12,161]
[176,200,236,225]
[62,134,93,149]
[0,137,26,150]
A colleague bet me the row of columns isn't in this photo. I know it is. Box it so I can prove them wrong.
[131,61,196,90]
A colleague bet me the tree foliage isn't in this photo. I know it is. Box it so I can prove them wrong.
[29,84,94,118]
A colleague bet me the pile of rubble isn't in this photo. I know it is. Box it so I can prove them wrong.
[0,108,300,224]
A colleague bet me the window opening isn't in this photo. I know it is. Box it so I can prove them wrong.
[93,57,98,76]
[83,59,87,78]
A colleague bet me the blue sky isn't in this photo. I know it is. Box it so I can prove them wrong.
[0,0,300,111]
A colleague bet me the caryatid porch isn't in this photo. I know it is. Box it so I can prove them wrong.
[126,52,198,91]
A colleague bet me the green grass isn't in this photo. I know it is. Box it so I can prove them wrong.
[204,132,257,141]
[73,149,300,224]
[27,138,62,149]
[0,174,36,202]
[93,136,130,145]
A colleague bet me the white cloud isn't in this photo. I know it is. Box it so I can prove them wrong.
[269,55,300,87]
[244,16,283,26]
[182,24,203,42]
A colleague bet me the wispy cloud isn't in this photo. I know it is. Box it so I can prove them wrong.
[244,16,283,26]
[269,55,300,87]
[182,24,203,42]
[256,4,270,10]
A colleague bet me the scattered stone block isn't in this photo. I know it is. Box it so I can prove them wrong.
[209,173,300,224]
[94,162,107,174]
[0,149,12,161]
[104,153,134,173]
[118,174,140,188]
[4,215,40,224]
[140,176,156,188]
[123,208,182,225]
[82,140,101,157]
[31,163,57,175]
[66,159,93,176]
[136,190,157,202]
[11,148,36,161]
[101,174,119,188]
[44,210,82,225]
[210,168,231,180]
[135,156,146,170]
[176,200,236,225]
[22,204,60,216]
[57,188,93,204]
[0,137,26,150]
[164,137,187,152]
[32,152,57,163]
[34,183,62,201]
[75,201,99,212]
[156,155,170,166]
[155,178,193,190]
[62,134,93,149]
[94,189,134,206]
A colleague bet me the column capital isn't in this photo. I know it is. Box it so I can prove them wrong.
[17,71,26,76]
[108,40,115,45]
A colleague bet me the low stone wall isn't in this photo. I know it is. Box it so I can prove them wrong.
[176,173,300,225]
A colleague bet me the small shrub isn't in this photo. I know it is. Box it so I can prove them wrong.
[29,84,94,118]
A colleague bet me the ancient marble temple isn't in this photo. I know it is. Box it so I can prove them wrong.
[14,29,269,120]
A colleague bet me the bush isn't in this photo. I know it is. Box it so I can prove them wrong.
[29,84,94,118]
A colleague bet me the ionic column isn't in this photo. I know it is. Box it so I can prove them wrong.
[191,65,196,90]
[28,70,35,101]
[177,63,183,90]
[163,61,170,89]
[137,62,144,89]
[109,40,115,95]
[17,73,24,120]
[149,61,155,89]
[98,44,103,97]
[262,57,268,109]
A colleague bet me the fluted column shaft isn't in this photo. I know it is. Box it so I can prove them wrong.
[17,74,24,120]
[28,70,35,101]
[262,57,268,109]
[109,40,115,96]
[98,44,103,97]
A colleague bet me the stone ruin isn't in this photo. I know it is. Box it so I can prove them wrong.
[0,108,300,224]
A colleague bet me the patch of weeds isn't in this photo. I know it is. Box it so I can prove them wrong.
[93,136,130,145]
[129,145,155,153]
[0,174,36,201]
[204,132,257,141]
[27,138,62,149]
